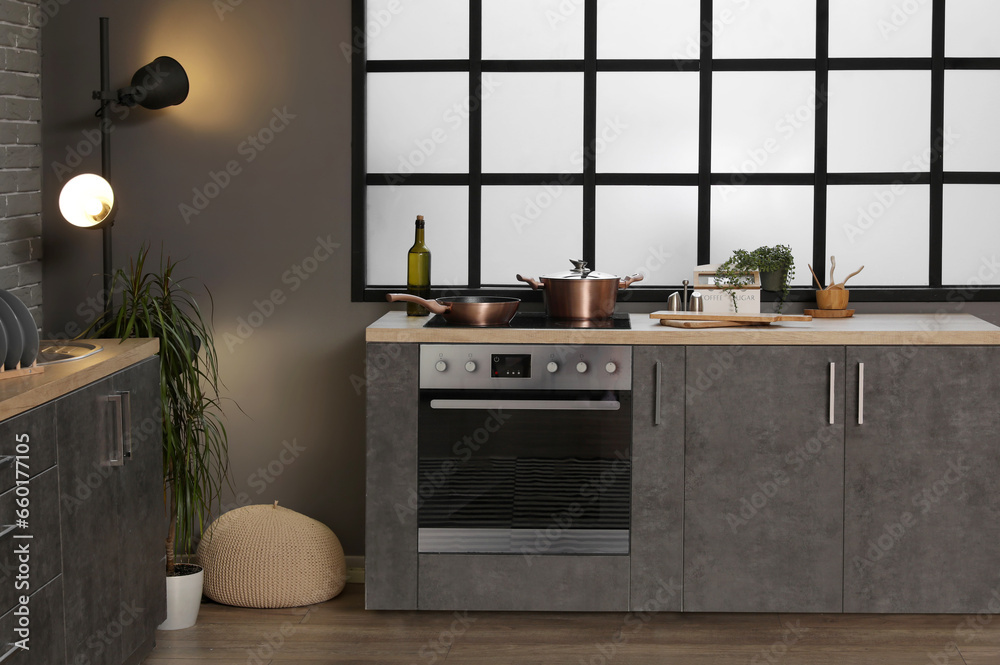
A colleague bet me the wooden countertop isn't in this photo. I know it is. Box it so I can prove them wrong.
[0,338,159,421]
[366,312,1000,345]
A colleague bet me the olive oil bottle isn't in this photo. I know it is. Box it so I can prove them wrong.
[406,215,431,316]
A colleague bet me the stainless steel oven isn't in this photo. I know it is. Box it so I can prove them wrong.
[417,344,631,555]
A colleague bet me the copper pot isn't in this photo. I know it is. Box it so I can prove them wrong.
[516,260,643,320]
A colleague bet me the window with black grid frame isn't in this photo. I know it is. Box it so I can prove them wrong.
[352,0,1000,303]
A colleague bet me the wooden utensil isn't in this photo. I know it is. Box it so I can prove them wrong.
[829,256,836,287]
[807,264,824,290]
[830,265,864,290]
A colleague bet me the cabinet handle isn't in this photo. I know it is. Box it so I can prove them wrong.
[654,361,662,426]
[829,362,835,425]
[106,394,125,467]
[0,644,21,662]
[120,391,133,460]
[858,362,865,425]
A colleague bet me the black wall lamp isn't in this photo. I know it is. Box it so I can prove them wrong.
[58,17,189,319]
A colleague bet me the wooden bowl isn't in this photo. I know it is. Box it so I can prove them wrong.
[815,289,850,310]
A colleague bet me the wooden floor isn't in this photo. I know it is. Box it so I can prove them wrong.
[146,584,1000,664]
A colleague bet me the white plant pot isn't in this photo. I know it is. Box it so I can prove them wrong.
[158,565,204,630]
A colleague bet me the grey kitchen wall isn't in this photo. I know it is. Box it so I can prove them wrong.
[0,0,42,329]
[41,0,387,556]
[38,0,1000,560]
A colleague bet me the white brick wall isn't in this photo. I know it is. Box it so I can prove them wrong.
[0,0,41,329]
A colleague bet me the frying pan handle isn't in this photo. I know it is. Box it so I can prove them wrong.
[618,273,645,289]
[516,274,545,290]
[386,293,450,315]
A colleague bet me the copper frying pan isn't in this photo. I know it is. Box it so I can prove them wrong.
[386,294,520,326]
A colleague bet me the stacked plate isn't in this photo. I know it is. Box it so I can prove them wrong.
[0,290,39,370]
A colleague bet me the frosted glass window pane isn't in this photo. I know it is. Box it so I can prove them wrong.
[595,187,699,285]
[367,186,469,286]
[946,0,1000,57]
[943,185,1000,286]
[482,73,584,174]
[829,0,931,58]
[713,0,815,59]
[944,71,1000,172]
[482,0,584,60]
[367,73,469,174]
[481,186,583,284]
[596,73,699,174]
[826,185,929,286]
[710,186,813,286]
[597,0,702,59]
[712,72,816,174]
[828,71,930,173]
[365,1,469,60]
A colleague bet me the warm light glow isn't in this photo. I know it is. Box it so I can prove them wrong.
[59,174,116,229]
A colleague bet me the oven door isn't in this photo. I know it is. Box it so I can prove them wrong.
[417,389,631,555]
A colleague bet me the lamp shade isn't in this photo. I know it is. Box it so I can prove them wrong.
[59,174,117,229]
[129,56,189,110]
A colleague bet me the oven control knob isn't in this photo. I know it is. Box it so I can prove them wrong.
[465,361,477,373]
[576,361,588,374]
[605,362,617,374]
[435,360,447,372]
[546,361,559,373]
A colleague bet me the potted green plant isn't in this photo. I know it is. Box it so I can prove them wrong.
[716,245,795,313]
[83,245,230,630]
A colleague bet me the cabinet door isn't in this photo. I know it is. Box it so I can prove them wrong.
[684,346,845,612]
[630,347,684,611]
[365,343,419,610]
[57,376,123,665]
[844,346,1000,612]
[0,575,66,665]
[113,358,166,661]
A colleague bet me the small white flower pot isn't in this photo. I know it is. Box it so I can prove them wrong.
[158,564,204,630]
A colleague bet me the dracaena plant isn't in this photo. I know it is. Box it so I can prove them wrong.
[82,245,230,575]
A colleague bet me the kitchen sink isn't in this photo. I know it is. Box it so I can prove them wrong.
[36,340,103,365]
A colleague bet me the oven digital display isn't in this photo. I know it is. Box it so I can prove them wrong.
[491,354,531,378]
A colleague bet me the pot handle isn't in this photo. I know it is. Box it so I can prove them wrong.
[386,293,450,315]
[516,274,545,290]
[618,273,645,289]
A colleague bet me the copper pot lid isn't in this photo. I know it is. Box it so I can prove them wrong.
[540,260,621,281]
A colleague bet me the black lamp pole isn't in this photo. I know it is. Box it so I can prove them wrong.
[99,16,113,322]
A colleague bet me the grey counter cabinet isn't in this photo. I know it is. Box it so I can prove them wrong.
[57,357,165,665]
[630,347,685,612]
[682,346,845,612]
[0,356,164,665]
[844,346,1000,613]
[367,340,1000,613]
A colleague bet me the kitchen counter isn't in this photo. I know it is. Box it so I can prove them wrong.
[0,337,159,421]
[366,312,1000,345]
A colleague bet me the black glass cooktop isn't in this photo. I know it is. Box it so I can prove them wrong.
[423,312,631,330]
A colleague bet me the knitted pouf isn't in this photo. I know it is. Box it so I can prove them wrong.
[197,501,346,608]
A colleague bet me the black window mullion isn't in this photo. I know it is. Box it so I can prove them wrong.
[813,0,830,287]
[468,0,483,289]
[697,0,713,265]
[929,0,946,287]
[351,0,367,302]
[583,0,597,268]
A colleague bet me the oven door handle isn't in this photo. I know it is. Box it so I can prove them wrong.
[429,399,621,411]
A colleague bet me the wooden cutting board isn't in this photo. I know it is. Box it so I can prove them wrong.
[650,311,813,323]
[659,320,770,329]
[804,308,855,318]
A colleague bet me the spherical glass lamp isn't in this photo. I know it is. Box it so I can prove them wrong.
[59,174,117,229]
